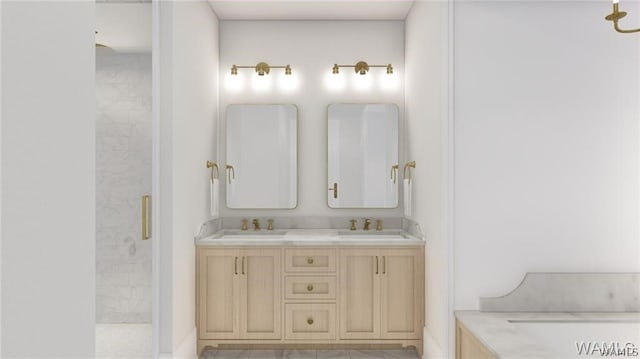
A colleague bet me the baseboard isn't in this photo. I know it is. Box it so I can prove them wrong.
[158,327,198,359]
[423,327,444,359]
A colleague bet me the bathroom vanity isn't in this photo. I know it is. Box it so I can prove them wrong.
[195,230,424,356]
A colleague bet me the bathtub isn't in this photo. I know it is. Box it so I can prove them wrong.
[455,312,640,359]
[509,320,640,358]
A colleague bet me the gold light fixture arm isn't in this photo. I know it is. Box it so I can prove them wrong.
[605,3,640,33]
[230,62,293,75]
[332,61,394,75]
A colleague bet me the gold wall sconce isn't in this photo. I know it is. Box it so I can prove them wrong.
[404,161,416,183]
[390,164,399,184]
[231,62,292,76]
[226,165,235,184]
[206,161,219,181]
[332,61,393,75]
[605,0,640,33]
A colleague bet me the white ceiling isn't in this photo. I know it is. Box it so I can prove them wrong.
[95,1,412,52]
[96,3,152,53]
[208,0,415,20]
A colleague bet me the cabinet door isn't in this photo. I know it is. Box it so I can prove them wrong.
[380,248,423,339]
[197,248,240,339]
[239,248,282,339]
[339,248,380,339]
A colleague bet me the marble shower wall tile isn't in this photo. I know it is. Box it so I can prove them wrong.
[96,53,152,324]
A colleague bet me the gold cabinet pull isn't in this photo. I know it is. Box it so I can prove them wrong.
[307,318,314,325]
[328,182,338,199]
[307,284,314,292]
[375,256,379,274]
[141,195,151,240]
[234,256,238,275]
[307,257,314,264]
[242,256,246,275]
[383,256,386,274]
[390,164,399,184]
[226,165,235,184]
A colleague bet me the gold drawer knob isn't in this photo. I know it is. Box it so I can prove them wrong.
[307,284,314,291]
[307,257,314,264]
[307,318,314,325]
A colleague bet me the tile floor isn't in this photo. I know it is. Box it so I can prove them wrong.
[200,349,420,359]
[96,323,152,359]
[95,324,419,359]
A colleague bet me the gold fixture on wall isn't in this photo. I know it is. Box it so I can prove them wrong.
[605,0,640,33]
[231,62,293,76]
[226,165,235,184]
[328,182,338,198]
[390,164,399,184]
[206,161,219,181]
[332,61,394,75]
[404,161,416,183]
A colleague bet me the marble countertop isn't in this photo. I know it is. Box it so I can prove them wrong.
[195,229,424,247]
[455,311,640,359]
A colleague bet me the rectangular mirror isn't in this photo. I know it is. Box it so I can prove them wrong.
[226,104,297,209]
[327,103,399,208]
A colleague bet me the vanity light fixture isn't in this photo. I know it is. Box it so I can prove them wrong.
[605,0,640,33]
[332,61,394,75]
[230,62,293,76]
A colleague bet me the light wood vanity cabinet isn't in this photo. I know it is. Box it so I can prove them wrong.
[340,248,423,340]
[197,248,281,340]
[197,245,423,355]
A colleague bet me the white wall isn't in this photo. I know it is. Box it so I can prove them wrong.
[454,1,640,310]
[158,1,219,356]
[219,21,405,219]
[1,1,95,357]
[405,1,449,357]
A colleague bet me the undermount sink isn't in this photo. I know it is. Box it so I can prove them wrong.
[212,230,288,238]
[337,230,409,239]
[206,229,416,242]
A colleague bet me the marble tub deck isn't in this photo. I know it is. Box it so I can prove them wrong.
[200,349,420,359]
[455,311,640,359]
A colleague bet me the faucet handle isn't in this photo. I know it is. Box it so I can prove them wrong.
[376,219,383,231]
[350,219,357,231]
[267,219,274,231]
[363,218,371,231]
[252,218,261,231]
[241,219,248,231]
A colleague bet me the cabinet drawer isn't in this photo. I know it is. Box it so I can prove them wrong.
[285,303,336,340]
[285,248,336,273]
[285,276,337,300]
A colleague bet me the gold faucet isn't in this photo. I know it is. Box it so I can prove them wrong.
[252,218,261,231]
[350,219,357,231]
[363,218,371,231]
[267,219,274,231]
[241,219,248,231]
[376,219,383,231]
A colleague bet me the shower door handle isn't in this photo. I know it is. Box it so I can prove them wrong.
[141,195,151,240]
